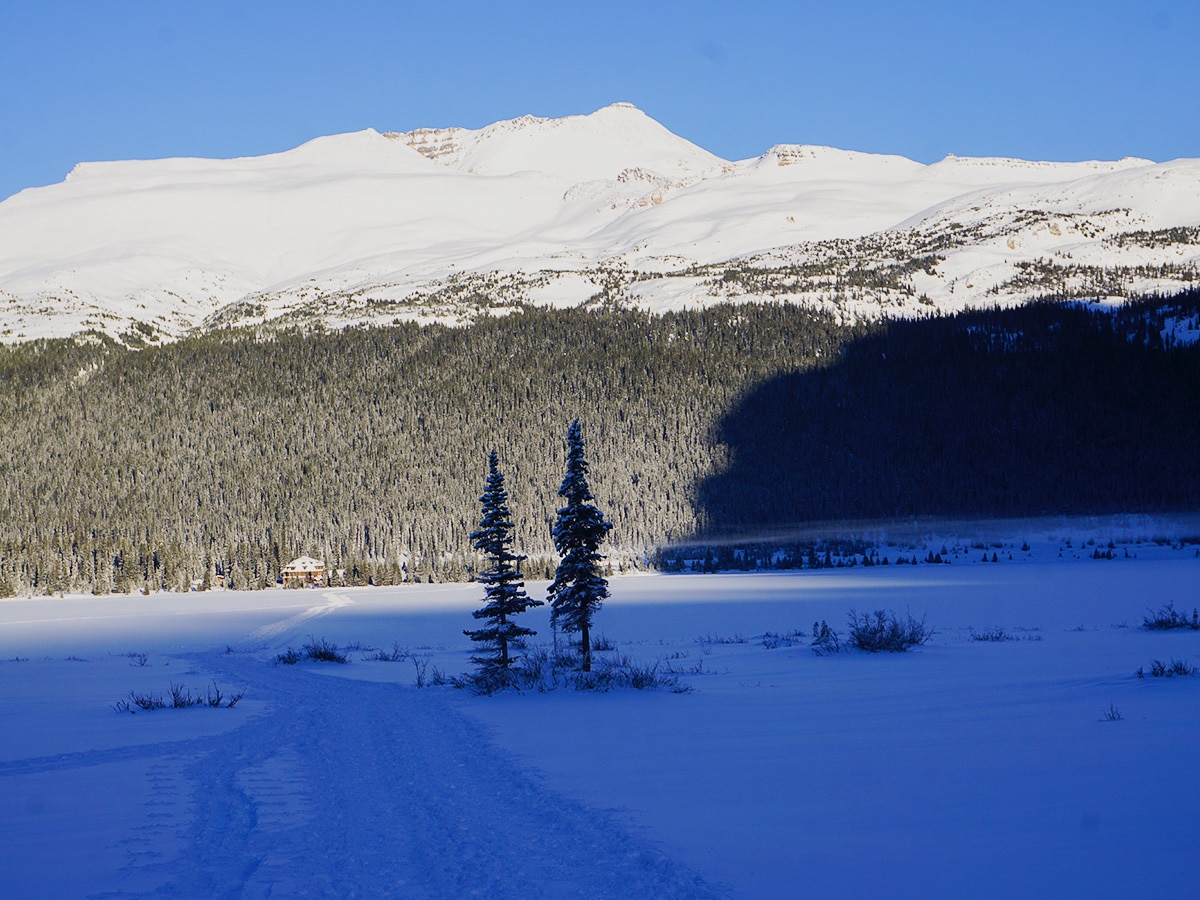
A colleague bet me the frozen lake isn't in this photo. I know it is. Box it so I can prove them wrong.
[1,550,1198,897]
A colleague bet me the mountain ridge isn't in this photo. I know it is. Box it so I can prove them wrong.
[1,103,1197,344]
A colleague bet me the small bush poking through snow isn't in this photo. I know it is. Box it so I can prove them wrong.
[365,642,412,662]
[453,645,690,695]
[275,637,348,665]
[1142,602,1200,631]
[968,627,1043,642]
[1103,703,1123,721]
[847,609,932,653]
[695,633,746,645]
[411,657,450,688]
[116,691,166,712]
[113,681,243,713]
[969,627,1013,642]
[759,630,804,650]
[1138,658,1198,678]
[810,620,841,655]
[302,637,348,663]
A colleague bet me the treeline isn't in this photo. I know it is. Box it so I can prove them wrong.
[0,304,856,594]
[1,293,1198,596]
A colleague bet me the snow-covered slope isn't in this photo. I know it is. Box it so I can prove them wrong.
[1,103,1197,343]
[395,102,724,182]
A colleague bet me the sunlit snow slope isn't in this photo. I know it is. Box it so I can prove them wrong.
[1,102,1197,343]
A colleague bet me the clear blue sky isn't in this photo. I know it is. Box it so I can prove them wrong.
[2,0,1197,200]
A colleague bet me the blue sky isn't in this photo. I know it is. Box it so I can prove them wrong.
[1,0,1197,200]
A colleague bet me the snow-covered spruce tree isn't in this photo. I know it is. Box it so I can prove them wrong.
[465,451,542,688]
[547,420,613,673]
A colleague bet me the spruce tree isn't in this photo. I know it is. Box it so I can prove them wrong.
[465,451,541,688]
[547,420,613,672]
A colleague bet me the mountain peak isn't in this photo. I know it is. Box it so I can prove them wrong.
[389,104,724,182]
[2,107,1198,345]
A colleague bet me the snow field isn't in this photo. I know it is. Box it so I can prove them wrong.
[2,550,1199,897]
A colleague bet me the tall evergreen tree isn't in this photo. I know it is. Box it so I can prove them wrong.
[465,452,541,687]
[547,420,613,672]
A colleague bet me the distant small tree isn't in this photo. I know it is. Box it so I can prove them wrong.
[547,420,613,672]
[465,451,541,687]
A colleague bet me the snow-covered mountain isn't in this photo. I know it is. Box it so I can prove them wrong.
[1,102,1198,343]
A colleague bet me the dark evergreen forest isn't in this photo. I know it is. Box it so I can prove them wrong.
[697,294,1200,536]
[1,292,1197,595]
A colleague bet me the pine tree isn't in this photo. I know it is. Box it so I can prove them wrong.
[465,451,541,688]
[547,420,613,672]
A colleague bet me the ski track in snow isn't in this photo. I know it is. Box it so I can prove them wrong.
[61,649,718,898]
[245,591,355,646]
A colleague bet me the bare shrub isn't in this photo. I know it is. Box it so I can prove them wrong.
[302,637,348,663]
[456,644,690,694]
[811,620,841,655]
[274,637,348,665]
[968,627,1012,642]
[365,643,411,662]
[169,682,196,708]
[114,682,243,713]
[1139,658,1198,678]
[760,629,806,650]
[847,609,932,653]
[695,633,746,645]
[1142,602,1200,631]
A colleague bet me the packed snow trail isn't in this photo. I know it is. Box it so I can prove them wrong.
[109,651,719,899]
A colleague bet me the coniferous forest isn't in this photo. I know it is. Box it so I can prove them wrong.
[1,291,1198,595]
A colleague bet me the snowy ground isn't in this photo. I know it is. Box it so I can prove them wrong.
[2,540,1198,898]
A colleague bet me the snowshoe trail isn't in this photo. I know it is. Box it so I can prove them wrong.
[132,653,719,898]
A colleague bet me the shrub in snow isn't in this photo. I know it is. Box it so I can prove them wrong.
[302,637,348,663]
[454,644,689,695]
[968,626,1043,643]
[1142,602,1200,631]
[274,637,348,665]
[968,627,1012,642]
[847,609,932,653]
[115,691,166,713]
[365,642,412,662]
[811,620,841,654]
[113,681,243,713]
[411,657,450,689]
[695,633,747,645]
[1138,658,1198,678]
[760,630,805,650]
[591,633,616,652]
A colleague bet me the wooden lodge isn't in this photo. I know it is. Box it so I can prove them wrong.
[281,555,325,588]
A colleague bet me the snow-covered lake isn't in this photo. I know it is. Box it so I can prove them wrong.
[2,550,1198,897]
